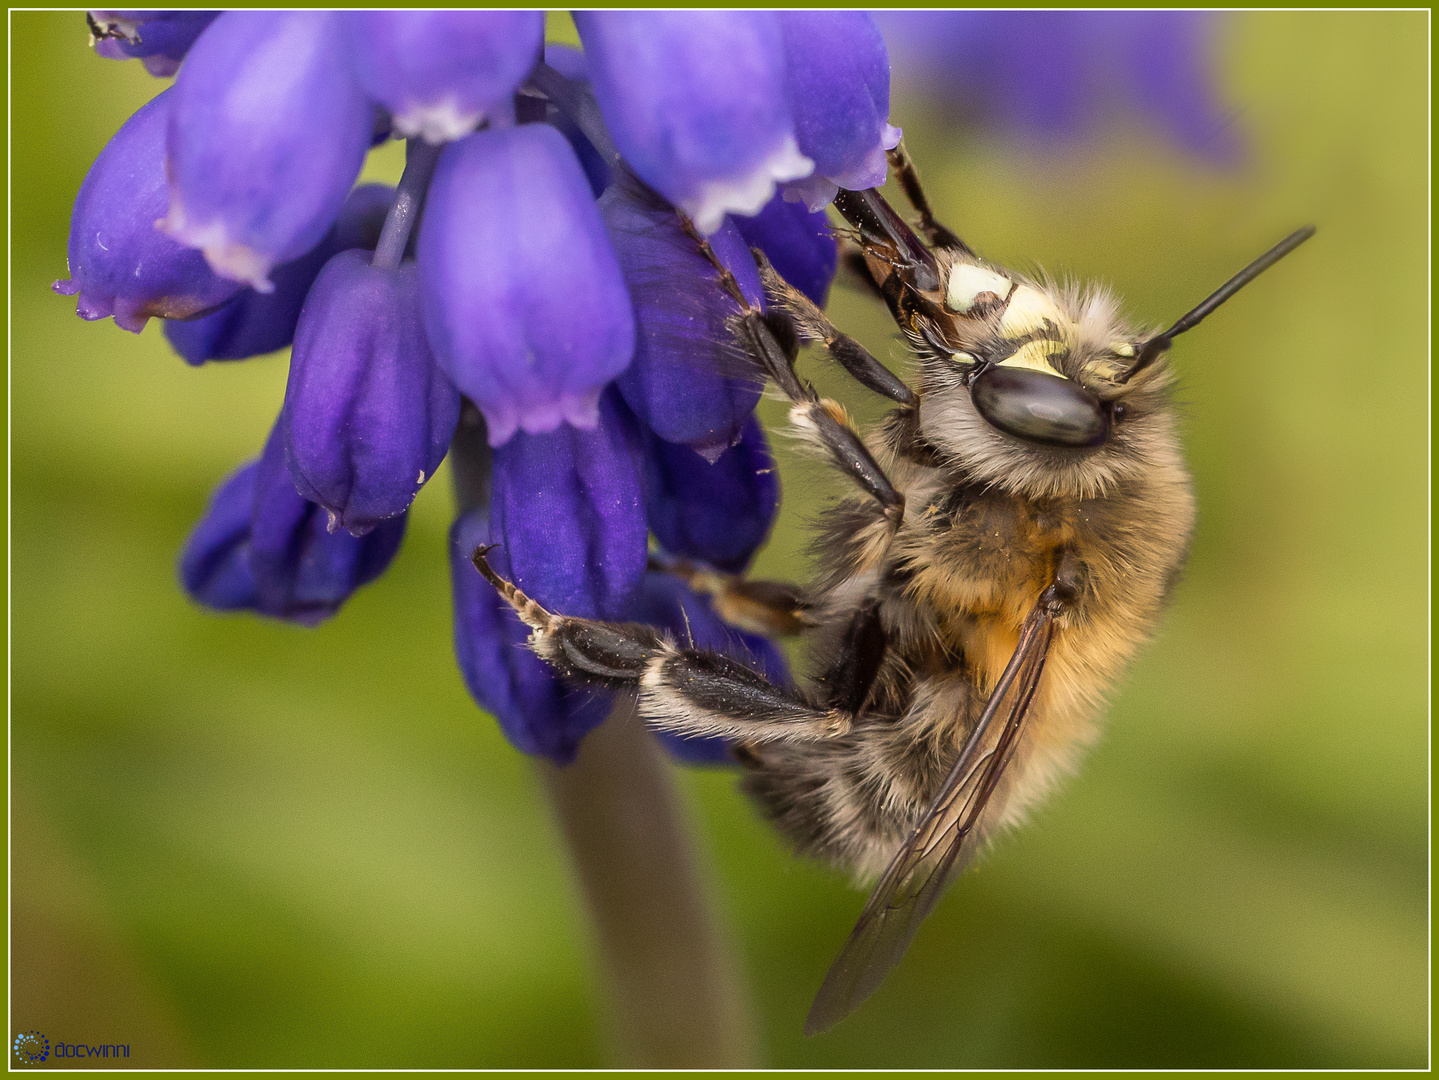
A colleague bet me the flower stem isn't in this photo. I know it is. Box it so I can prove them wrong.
[528,62,620,166]
[372,138,443,271]
[448,409,759,1068]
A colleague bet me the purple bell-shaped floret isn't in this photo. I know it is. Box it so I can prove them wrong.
[180,413,407,626]
[574,11,814,234]
[160,11,373,292]
[488,388,648,622]
[602,180,765,459]
[642,415,779,574]
[418,124,636,446]
[283,249,461,536]
[777,12,902,211]
[53,87,242,333]
[340,11,544,143]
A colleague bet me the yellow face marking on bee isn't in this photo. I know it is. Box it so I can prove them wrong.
[999,337,1069,379]
[946,263,1011,314]
[1112,342,1136,358]
[998,285,1068,339]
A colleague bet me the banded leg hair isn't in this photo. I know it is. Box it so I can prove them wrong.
[672,213,909,529]
[473,547,853,744]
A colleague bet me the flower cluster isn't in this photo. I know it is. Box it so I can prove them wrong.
[58,11,1230,765]
[57,11,885,763]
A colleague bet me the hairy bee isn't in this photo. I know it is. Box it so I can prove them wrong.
[473,144,1314,1034]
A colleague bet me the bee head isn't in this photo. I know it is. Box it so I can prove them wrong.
[916,228,1315,499]
[917,277,1170,499]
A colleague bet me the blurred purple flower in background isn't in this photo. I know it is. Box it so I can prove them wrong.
[58,9,1230,765]
[874,10,1238,162]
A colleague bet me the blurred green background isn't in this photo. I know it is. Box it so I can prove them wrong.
[10,10,1427,1069]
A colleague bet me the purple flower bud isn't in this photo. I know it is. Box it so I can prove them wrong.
[449,508,612,764]
[643,415,779,574]
[164,183,393,365]
[52,88,242,333]
[418,124,635,446]
[340,11,543,143]
[732,192,837,308]
[632,571,790,765]
[574,11,814,233]
[777,12,901,211]
[489,389,647,621]
[90,10,220,77]
[178,459,260,611]
[180,416,407,625]
[602,182,764,459]
[161,11,373,292]
[283,250,461,536]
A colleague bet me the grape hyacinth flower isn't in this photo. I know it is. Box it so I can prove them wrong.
[57,10,893,768]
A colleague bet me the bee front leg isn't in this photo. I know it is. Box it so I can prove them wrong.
[473,548,853,744]
[674,212,906,531]
[884,141,971,255]
[751,249,915,406]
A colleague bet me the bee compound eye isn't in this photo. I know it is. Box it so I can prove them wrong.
[970,365,1110,448]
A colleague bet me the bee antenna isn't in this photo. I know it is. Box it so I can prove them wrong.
[1121,225,1315,384]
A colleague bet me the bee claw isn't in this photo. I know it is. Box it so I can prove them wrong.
[470,543,504,587]
[469,544,555,633]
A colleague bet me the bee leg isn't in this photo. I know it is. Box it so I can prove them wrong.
[649,554,811,638]
[814,599,888,716]
[675,213,905,527]
[474,547,854,744]
[885,140,972,255]
[751,248,915,406]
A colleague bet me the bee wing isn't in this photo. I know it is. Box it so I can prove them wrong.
[805,606,1058,1036]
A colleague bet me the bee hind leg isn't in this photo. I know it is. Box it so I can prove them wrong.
[473,547,854,744]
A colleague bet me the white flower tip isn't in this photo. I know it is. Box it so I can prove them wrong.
[881,123,903,152]
[484,391,603,445]
[783,174,841,214]
[483,406,519,448]
[684,135,815,234]
[157,202,275,292]
[393,98,484,145]
[692,439,729,465]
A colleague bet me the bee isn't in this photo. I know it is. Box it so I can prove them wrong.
[472,143,1314,1034]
